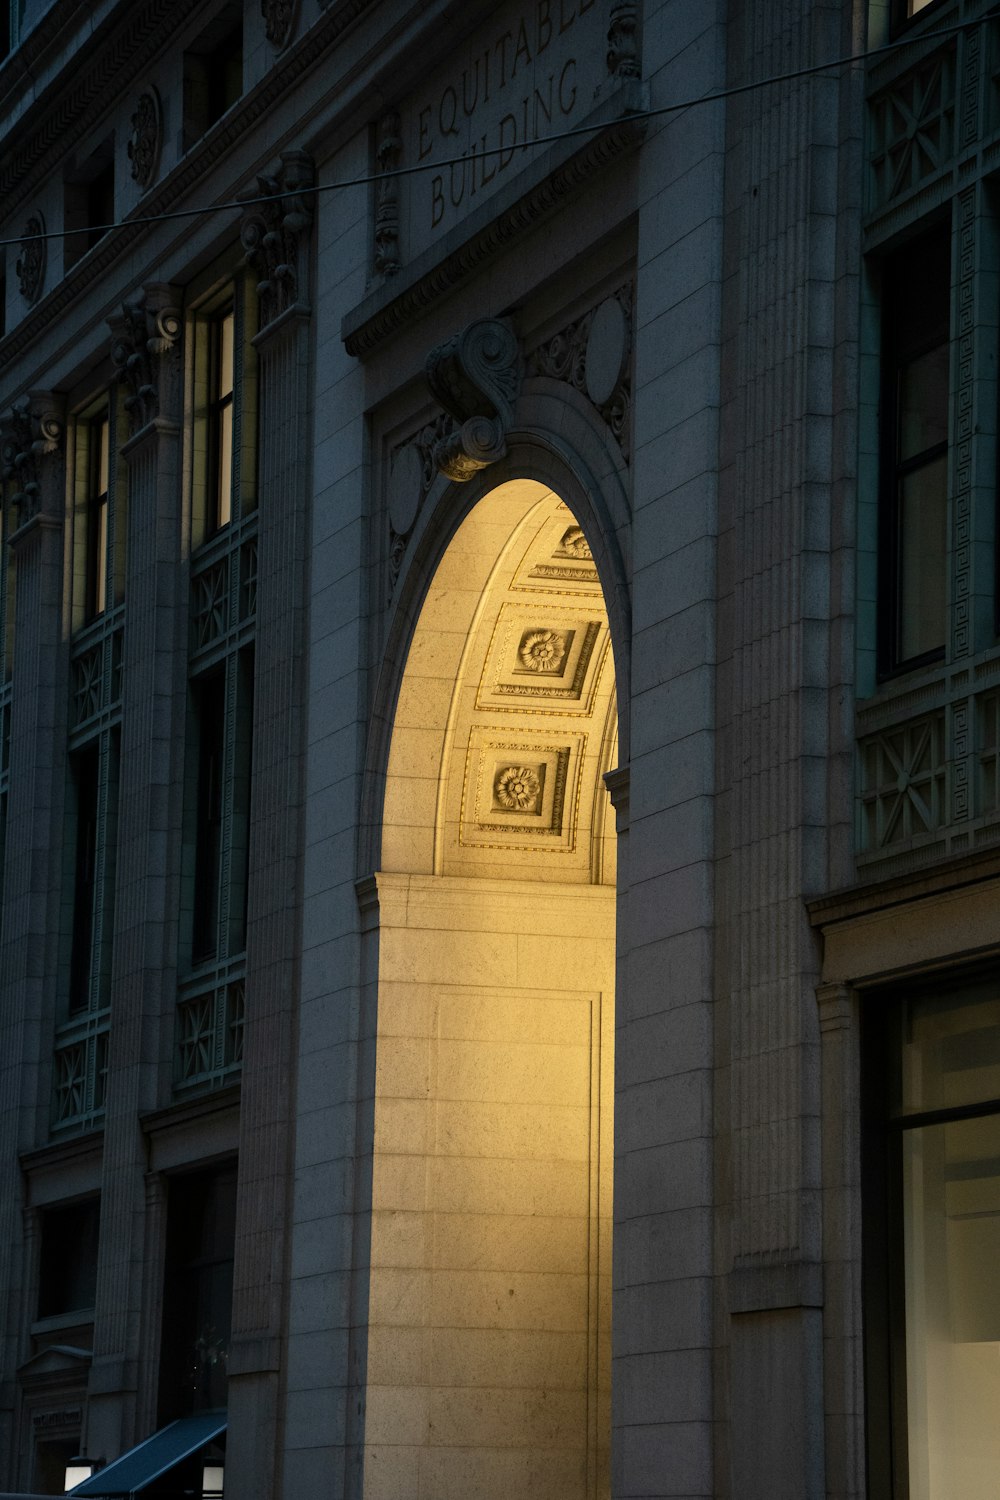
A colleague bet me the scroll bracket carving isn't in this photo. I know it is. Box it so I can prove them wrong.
[425,319,520,482]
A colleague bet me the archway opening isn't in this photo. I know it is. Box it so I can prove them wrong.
[368,480,617,1500]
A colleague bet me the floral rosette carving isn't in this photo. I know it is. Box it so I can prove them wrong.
[520,630,568,673]
[494,766,542,812]
[127,89,162,189]
[16,214,46,304]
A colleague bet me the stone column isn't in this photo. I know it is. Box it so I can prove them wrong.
[226,152,313,1500]
[0,393,67,1484]
[86,285,185,1462]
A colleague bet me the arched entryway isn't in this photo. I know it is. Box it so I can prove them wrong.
[365,478,618,1500]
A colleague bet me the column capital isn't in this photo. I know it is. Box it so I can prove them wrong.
[109,282,183,436]
[240,151,315,331]
[1,389,65,532]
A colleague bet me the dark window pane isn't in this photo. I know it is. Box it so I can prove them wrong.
[38,1199,100,1317]
[898,453,947,661]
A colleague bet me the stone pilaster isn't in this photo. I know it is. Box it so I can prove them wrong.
[226,157,313,1500]
[86,285,185,1461]
[0,393,67,1480]
[718,3,857,1495]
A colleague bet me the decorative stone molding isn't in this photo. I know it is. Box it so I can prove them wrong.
[373,111,402,278]
[15,213,46,304]
[1,392,65,527]
[342,92,647,359]
[240,151,314,328]
[607,1,640,79]
[127,87,162,189]
[425,319,519,482]
[529,284,633,459]
[262,0,299,49]
[108,284,182,435]
[385,412,456,592]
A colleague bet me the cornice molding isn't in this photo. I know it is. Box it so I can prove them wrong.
[0,0,373,376]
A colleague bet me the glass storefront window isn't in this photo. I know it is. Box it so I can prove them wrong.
[869,977,1000,1498]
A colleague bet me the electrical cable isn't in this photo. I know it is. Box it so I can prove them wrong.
[0,6,996,250]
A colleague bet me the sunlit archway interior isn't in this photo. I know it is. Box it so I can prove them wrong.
[366,479,618,1500]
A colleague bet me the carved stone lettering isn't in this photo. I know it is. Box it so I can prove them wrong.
[401,0,605,257]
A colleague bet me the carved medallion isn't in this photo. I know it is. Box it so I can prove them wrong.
[494,765,543,814]
[15,214,46,304]
[585,298,629,408]
[127,89,162,190]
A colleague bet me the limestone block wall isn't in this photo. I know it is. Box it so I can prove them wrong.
[365,874,614,1500]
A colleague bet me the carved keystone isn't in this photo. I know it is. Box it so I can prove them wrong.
[425,319,520,482]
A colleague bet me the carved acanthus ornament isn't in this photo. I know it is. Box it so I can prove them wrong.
[109,284,182,434]
[607,1,640,79]
[16,214,46,304]
[373,111,402,278]
[262,0,299,49]
[425,320,520,482]
[1,393,65,527]
[529,284,633,459]
[127,89,162,189]
[240,151,314,328]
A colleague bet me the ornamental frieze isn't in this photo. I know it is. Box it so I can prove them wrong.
[528,283,633,458]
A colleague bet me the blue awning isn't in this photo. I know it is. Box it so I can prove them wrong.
[68,1413,226,1497]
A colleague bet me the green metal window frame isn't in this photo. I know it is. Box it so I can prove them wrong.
[54,390,125,1135]
[177,279,256,1096]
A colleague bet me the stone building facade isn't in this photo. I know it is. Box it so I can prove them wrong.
[0,0,997,1497]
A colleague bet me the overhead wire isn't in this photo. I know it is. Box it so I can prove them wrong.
[0,6,996,250]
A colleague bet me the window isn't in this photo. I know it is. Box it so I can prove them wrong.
[879,230,950,674]
[177,276,256,1094]
[207,306,235,535]
[182,4,243,151]
[864,975,1000,1498]
[84,411,109,620]
[158,1163,236,1422]
[37,1199,100,1319]
[64,142,115,272]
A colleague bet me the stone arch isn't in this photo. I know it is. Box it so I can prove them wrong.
[359,455,623,1500]
[360,402,631,880]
